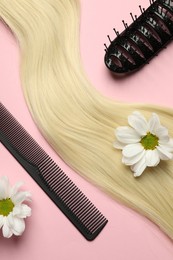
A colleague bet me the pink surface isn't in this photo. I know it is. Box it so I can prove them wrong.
[1,0,173,259]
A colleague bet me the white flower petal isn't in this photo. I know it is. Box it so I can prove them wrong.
[164,138,173,152]
[159,136,170,144]
[0,215,4,229]
[122,143,144,158]
[131,157,147,177]
[0,176,10,199]
[113,140,126,149]
[128,113,148,135]
[12,206,21,217]
[145,149,160,167]
[157,145,173,160]
[11,191,31,205]
[12,218,25,236]
[122,150,145,165]
[148,113,161,134]
[13,204,31,218]
[168,138,173,147]
[20,205,31,218]
[155,126,168,139]
[7,213,14,227]
[2,218,13,238]
[115,126,140,144]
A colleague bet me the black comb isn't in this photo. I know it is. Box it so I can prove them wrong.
[104,0,173,73]
[0,103,108,241]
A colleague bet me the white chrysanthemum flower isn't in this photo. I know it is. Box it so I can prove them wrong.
[0,176,31,238]
[114,111,173,177]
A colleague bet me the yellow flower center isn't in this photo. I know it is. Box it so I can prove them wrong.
[140,132,159,150]
[0,198,14,216]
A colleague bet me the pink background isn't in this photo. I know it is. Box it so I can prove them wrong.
[1,0,173,259]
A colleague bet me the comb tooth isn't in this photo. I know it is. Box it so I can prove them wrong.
[91,218,107,233]
[67,195,87,213]
[60,181,78,198]
[42,169,62,188]
[39,158,52,172]
[52,171,66,187]
[62,187,80,205]
[49,174,68,192]
[85,205,102,223]
[80,214,100,232]
[25,148,46,164]
[67,203,92,227]
[89,215,106,233]
[57,179,73,196]
[83,212,105,232]
[58,183,77,201]
[89,216,107,233]
[72,194,91,212]
[69,194,88,212]
[48,171,65,189]
[83,201,99,219]
[85,212,103,229]
[71,198,92,218]
[67,189,86,206]
[70,197,88,217]
[78,205,98,222]
[41,163,57,179]
[42,163,63,181]
[66,188,106,234]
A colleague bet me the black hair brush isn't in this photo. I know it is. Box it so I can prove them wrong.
[104,0,173,74]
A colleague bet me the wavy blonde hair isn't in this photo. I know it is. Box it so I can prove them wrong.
[0,0,173,239]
